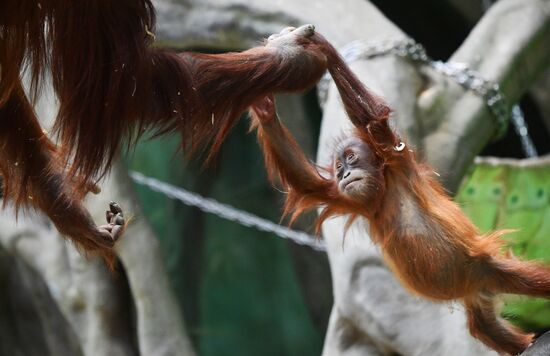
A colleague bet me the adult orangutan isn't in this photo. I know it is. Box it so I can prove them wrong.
[0,0,328,266]
[249,33,550,355]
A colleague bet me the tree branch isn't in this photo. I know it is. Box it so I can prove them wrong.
[153,0,404,50]
[88,164,197,356]
[0,210,136,356]
[421,0,550,190]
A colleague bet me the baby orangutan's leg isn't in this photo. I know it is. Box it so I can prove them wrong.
[464,293,533,355]
[485,256,550,299]
[31,171,126,256]
[0,85,125,264]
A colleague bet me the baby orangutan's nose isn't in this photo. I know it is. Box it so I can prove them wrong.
[344,171,351,179]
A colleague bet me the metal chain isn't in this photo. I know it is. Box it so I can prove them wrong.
[511,105,538,158]
[318,38,538,157]
[129,171,327,252]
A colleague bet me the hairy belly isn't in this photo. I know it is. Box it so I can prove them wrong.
[382,234,476,301]
[379,189,482,300]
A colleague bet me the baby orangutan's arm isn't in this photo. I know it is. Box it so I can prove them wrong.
[249,95,346,221]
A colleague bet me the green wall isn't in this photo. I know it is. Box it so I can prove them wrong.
[126,122,323,355]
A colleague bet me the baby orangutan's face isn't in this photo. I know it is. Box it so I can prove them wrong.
[333,137,381,201]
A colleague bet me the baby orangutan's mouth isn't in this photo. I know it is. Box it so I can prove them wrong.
[340,176,364,192]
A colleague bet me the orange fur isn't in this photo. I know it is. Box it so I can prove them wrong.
[251,33,550,355]
[0,83,118,267]
[0,1,328,264]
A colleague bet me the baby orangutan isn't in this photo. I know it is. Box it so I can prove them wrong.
[249,34,550,355]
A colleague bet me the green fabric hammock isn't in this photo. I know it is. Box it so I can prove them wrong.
[456,156,550,331]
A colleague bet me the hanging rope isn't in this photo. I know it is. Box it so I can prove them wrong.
[129,171,327,252]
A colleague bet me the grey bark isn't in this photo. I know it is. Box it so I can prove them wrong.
[424,0,550,190]
[0,165,196,356]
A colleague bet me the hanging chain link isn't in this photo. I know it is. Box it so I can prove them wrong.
[129,171,327,251]
[318,38,537,158]
[478,0,536,157]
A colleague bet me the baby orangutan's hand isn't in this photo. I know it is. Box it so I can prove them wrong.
[249,94,278,125]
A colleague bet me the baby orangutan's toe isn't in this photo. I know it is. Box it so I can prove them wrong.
[101,201,126,242]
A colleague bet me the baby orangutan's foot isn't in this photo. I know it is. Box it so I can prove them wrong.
[97,201,125,243]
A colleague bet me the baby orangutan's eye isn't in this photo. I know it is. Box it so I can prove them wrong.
[336,162,343,170]
[347,153,356,162]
